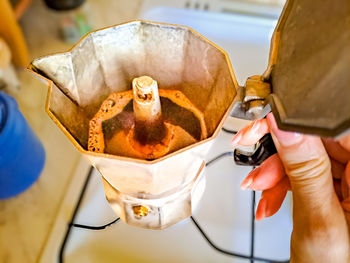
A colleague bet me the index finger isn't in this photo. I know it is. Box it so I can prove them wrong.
[322,138,350,164]
[231,118,269,146]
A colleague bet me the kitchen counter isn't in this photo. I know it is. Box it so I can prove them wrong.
[0,0,141,262]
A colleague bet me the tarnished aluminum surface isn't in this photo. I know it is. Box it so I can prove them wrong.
[30,20,237,152]
[29,20,237,229]
[266,0,350,137]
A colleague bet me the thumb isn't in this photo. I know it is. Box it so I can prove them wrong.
[266,113,350,263]
[266,113,332,194]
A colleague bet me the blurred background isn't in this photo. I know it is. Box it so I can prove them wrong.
[0,0,288,262]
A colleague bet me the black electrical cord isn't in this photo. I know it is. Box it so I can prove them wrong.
[221,127,238,134]
[59,151,290,263]
[190,216,287,263]
[58,167,119,263]
[64,128,236,233]
[65,152,234,234]
[68,152,234,233]
[70,218,120,230]
[206,151,234,166]
[204,159,289,263]
[59,166,94,263]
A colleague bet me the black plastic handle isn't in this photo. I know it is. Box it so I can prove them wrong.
[233,133,277,166]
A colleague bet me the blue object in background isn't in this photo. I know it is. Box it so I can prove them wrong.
[0,91,45,199]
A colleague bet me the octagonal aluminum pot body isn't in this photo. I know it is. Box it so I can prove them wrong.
[30,20,238,229]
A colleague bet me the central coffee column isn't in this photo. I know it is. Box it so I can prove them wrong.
[132,76,167,145]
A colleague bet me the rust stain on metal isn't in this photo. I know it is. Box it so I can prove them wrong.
[88,76,208,160]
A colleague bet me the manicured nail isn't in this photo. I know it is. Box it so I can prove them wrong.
[267,113,302,147]
[251,120,260,132]
[231,131,242,146]
[255,198,267,221]
[240,167,260,190]
[240,175,253,190]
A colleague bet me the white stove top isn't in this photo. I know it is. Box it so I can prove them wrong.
[63,130,292,263]
[40,5,292,263]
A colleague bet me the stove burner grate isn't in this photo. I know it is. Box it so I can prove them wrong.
[58,129,289,263]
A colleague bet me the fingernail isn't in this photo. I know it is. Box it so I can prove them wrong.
[267,113,302,147]
[240,175,253,190]
[255,198,267,221]
[273,129,302,147]
[251,120,260,132]
[240,167,260,190]
[231,131,242,146]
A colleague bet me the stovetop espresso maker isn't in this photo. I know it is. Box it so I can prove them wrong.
[29,0,350,229]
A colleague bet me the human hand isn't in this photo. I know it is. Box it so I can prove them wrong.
[231,113,350,263]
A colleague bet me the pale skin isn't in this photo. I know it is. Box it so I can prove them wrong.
[231,113,350,263]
